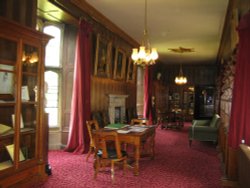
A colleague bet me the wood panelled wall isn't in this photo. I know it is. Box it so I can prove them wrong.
[61,24,136,145]
[91,77,136,112]
[0,0,37,28]
[154,63,217,86]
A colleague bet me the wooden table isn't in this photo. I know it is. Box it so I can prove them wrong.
[161,111,184,130]
[95,126,156,176]
[118,126,156,175]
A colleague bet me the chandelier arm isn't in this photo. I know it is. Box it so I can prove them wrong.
[144,0,148,48]
[179,64,183,76]
[145,0,147,33]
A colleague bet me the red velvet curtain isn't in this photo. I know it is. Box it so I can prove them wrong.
[228,12,250,149]
[64,20,92,154]
[143,66,153,124]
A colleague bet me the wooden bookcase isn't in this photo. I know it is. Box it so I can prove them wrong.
[0,17,51,187]
[153,81,194,123]
[168,85,194,122]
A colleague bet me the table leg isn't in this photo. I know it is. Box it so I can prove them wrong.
[134,144,140,176]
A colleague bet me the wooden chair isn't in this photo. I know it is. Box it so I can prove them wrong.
[94,131,127,183]
[86,120,100,161]
[130,118,148,126]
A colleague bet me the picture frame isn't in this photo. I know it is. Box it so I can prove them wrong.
[113,48,126,80]
[110,47,116,78]
[94,34,112,78]
[126,57,136,82]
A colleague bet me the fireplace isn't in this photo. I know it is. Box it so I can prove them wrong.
[108,94,128,123]
[115,107,121,123]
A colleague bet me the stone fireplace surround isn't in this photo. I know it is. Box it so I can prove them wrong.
[108,94,128,124]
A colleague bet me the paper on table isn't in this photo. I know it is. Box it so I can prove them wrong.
[129,127,148,132]
[117,130,131,134]
[133,125,156,128]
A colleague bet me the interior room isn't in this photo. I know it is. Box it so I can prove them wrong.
[0,0,250,187]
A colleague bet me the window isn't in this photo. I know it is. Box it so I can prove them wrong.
[44,26,61,67]
[42,23,63,128]
[45,71,59,127]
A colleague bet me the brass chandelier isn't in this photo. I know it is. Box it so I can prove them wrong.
[169,47,195,85]
[175,64,187,85]
[131,0,158,67]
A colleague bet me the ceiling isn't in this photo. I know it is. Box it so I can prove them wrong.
[85,0,229,65]
[38,0,229,65]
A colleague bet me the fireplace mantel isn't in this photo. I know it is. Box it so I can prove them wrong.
[108,94,128,123]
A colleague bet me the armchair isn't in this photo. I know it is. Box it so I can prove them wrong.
[188,114,221,146]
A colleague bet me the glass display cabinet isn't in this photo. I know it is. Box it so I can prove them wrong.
[0,17,51,187]
[194,85,215,119]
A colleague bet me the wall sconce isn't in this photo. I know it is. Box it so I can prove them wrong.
[22,51,38,64]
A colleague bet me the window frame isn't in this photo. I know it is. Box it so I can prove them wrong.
[40,20,64,130]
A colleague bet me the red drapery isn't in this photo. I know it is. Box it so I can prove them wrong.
[228,12,250,149]
[143,66,153,124]
[64,20,92,154]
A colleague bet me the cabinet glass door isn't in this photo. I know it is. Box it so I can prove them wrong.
[20,44,39,161]
[0,37,17,170]
[194,85,215,119]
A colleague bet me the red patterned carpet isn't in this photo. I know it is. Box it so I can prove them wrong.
[35,123,223,188]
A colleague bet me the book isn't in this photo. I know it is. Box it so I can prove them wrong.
[5,144,25,162]
[0,160,12,170]
[105,123,128,129]
[21,85,30,101]
[12,114,24,128]
[0,124,12,134]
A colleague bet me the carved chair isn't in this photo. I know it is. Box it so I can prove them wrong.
[130,118,148,126]
[94,131,127,183]
[86,120,100,161]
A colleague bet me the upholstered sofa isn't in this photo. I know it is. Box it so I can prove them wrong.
[188,114,221,146]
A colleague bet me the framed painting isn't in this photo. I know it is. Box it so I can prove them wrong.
[113,48,126,80]
[94,34,112,78]
[126,57,136,82]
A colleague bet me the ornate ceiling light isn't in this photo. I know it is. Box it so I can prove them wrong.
[131,0,158,67]
[169,47,195,85]
[175,64,187,85]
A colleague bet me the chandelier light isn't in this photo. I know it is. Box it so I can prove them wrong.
[169,47,195,85]
[175,64,187,85]
[131,0,158,67]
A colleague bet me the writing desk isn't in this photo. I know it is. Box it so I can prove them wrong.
[95,126,156,176]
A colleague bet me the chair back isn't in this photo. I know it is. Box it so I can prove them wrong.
[95,131,123,159]
[209,114,221,128]
[130,118,148,126]
[86,120,100,147]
